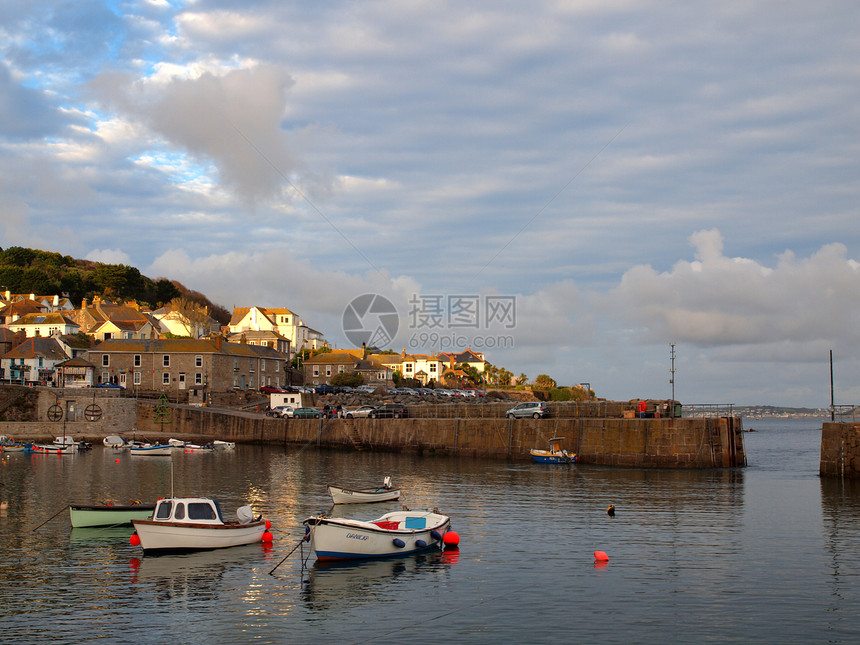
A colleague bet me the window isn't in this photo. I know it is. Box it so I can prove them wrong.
[134,354,141,367]
[233,375,238,387]
[162,355,170,367]
[313,367,320,377]
[38,358,44,367]
[155,501,173,519]
[102,354,109,367]
[195,373,202,385]
[134,371,141,385]
[162,372,170,385]
[249,376,254,389]
[325,367,332,377]
[174,503,186,520]
[188,503,216,520]
[234,358,239,371]
[249,357,254,372]
[195,355,202,368]
[261,359,266,372]
[102,371,109,383]
[338,365,345,373]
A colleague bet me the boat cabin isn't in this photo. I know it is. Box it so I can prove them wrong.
[153,498,225,524]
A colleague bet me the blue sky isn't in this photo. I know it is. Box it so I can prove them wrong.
[1,0,859,407]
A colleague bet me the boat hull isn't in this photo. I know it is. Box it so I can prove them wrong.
[328,486,401,504]
[32,444,77,454]
[129,446,174,456]
[530,449,576,464]
[305,511,450,561]
[69,504,155,528]
[131,519,266,553]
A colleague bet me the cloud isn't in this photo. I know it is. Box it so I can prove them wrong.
[609,230,860,349]
[85,248,133,265]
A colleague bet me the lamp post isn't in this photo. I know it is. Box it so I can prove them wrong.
[669,343,677,404]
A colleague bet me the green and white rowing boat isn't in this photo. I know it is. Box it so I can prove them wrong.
[69,503,156,528]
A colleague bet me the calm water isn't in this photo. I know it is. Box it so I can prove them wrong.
[2,418,860,644]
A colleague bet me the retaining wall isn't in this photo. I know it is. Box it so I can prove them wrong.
[820,422,860,477]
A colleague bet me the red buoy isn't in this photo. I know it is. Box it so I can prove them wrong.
[261,531,273,543]
[265,519,272,530]
[130,533,141,546]
[593,550,609,562]
[443,530,460,548]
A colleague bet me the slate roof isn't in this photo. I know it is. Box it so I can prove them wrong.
[92,338,285,359]
[2,337,69,360]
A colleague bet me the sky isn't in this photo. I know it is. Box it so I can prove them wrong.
[1,0,859,408]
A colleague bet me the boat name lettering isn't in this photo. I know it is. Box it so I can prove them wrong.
[346,532,369,541]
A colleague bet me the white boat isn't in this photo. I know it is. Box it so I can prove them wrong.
[213,440,235,450]
[32,442,77,454]
[103,435,126,448]
[303,508,451,561]
[328,476,401,504]
[169,438,215,452]
[131,497,269,553]
[129,444,174,457]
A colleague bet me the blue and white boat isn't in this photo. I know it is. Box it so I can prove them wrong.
[530,437,576,464]
[303,509,450,561]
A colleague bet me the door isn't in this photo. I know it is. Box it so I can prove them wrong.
[178,373,186,390]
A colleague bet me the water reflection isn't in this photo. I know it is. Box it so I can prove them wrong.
[300,549,456,611]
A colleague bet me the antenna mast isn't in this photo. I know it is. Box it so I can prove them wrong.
[669,343,677,403]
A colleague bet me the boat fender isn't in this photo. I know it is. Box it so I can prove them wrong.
[130,533,141,546]
[430,530,442,541]
[304,524,311,541]
[415,539,427,548]
[392,538,406,548]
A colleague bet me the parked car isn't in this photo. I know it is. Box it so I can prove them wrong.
[370,403,409,419]
[505,402,549,419]
[96,382,125,389]
[260,385,286,394]
[292,407,322,418]
[268,405,295,418]
[343,405,376,419]
[314,384,336,395]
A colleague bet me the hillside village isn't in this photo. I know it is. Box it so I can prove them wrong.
[0,289,519,405]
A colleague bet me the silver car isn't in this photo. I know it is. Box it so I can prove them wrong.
[342,405,376,419]
[505,402,549,419]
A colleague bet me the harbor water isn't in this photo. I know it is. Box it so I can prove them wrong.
[2,418,859,644]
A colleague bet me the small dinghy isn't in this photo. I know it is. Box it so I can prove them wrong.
[328,476,400,504]
[69,502,156,528]
[303,508,451,561]
[529,437,576,464]
[131,497,271,554]
[129,444,174,457]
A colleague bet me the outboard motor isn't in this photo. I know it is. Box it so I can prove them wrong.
[237,506,254,524]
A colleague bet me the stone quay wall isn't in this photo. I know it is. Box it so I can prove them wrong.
[820,422,860,477]
[132,403,745,468]
[1,388,746,469]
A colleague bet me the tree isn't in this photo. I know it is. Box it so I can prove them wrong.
[518,373,528,385]
[535,374,557,389]
[330,372,364,387]
[497,368,513,387]
[166,296,212,338]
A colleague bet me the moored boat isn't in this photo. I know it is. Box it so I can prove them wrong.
[131,497,271,553]
[303,508,451,561]
[530,436,576,464]
[213,440,235,450]
[32,443,77,454]
[103,435,126,448]
[328,476,400,504]
[69,502,156,528]
[129,444,174,456]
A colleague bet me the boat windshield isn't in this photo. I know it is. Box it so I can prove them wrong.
[155,501,173,520]
[188,502,217,520]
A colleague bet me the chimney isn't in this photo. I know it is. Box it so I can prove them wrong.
[81,298,88,309]
[362,342,367,359]
[216,335,223,351]
[53,294,59,307]
[402,347,406,358]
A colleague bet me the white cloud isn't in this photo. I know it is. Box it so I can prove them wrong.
[85,248,133,265]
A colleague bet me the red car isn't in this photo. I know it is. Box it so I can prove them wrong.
[260,385,286,394]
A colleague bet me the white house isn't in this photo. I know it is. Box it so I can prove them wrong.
[4,312,80,338]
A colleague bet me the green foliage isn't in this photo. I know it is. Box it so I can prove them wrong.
[330,372,364,387]
[0,245,227,314]
[534,374,557,389]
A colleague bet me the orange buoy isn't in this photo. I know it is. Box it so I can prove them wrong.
[593,550,609,562]
[261,531,273,542]
[443,530,460,548]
